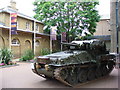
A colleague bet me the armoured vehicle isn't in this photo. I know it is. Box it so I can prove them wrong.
[31,39,116,86]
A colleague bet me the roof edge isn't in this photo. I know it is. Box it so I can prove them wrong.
[0,7,44,25]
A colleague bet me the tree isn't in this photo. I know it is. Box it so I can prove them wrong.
[33,0,100,41]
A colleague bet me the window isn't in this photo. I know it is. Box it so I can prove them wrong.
[35,40,40,46]
[11,39,20,46]
[26,22,30,30]
[36,24,39,32]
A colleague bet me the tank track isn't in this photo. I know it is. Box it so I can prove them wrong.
[54,61,115,87]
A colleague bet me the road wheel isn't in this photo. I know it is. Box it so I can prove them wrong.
[78,68,88,83]
[87,68,95,81]
[60,69,68,80]
[95,66,102,78]
[102,64,108,76]
[66,68,78,85]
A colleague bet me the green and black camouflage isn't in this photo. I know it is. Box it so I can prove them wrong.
[31,39,116,87]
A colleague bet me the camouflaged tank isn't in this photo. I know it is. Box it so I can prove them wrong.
[31,39,116,86]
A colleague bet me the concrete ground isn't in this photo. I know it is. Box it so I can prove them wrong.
[0,62,119,89]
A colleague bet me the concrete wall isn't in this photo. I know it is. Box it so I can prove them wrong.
[110,1,120,53]
[93,19,111,51]
[94,19,111,35]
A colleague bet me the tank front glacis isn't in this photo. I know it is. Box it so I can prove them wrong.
[31,39,116,86]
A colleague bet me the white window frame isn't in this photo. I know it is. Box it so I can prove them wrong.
[36,24,39,32]
[26,22,30,30]
[11,39,20,46]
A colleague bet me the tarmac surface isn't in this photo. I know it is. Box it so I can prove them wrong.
[0,62,119,88]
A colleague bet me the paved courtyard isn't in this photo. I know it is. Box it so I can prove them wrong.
[0,62,119,89]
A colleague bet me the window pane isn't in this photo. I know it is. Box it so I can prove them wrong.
[12,39,20,45]
[26,22,30,30]
[36,24,39,32]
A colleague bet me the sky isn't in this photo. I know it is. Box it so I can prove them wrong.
[0,0,110,19]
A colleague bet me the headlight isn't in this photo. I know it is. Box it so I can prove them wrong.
[36,63,41,69]
[45,64,50,71]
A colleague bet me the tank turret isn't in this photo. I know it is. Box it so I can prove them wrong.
[31,39,116,87]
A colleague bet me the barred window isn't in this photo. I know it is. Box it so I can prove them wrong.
[11,39,20,46]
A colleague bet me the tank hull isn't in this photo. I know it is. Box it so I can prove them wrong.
[31,39,116,86]
[32,59,115,86]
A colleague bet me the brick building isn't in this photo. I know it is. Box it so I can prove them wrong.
[0,1,50,58]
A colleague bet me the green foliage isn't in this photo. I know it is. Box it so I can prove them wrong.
[20,50,35,61]
[52,49,61,53]
[0,48,13,65]
[33,0,100,40]
[40,48,51,55]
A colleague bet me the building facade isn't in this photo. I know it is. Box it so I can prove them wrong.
[94,19,111,36]
[0,1,50,58]
[110,1,120,53]
[93,1,120,54]
[93,19,111,51]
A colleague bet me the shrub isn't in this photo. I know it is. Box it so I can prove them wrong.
[0,48,13,65]
[40,48,51,55]
[20,49,34,61]
[52,49,61,53]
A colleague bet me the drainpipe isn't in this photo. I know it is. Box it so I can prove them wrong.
[116,0,119,54]
[34,20,36,56]
[32,20,36,56]
[115,0,120,68]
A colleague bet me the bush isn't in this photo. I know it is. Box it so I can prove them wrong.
[52,49,61,53]
[40,48,51,55]
[0,48,13,65]
[20,49,34,61]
